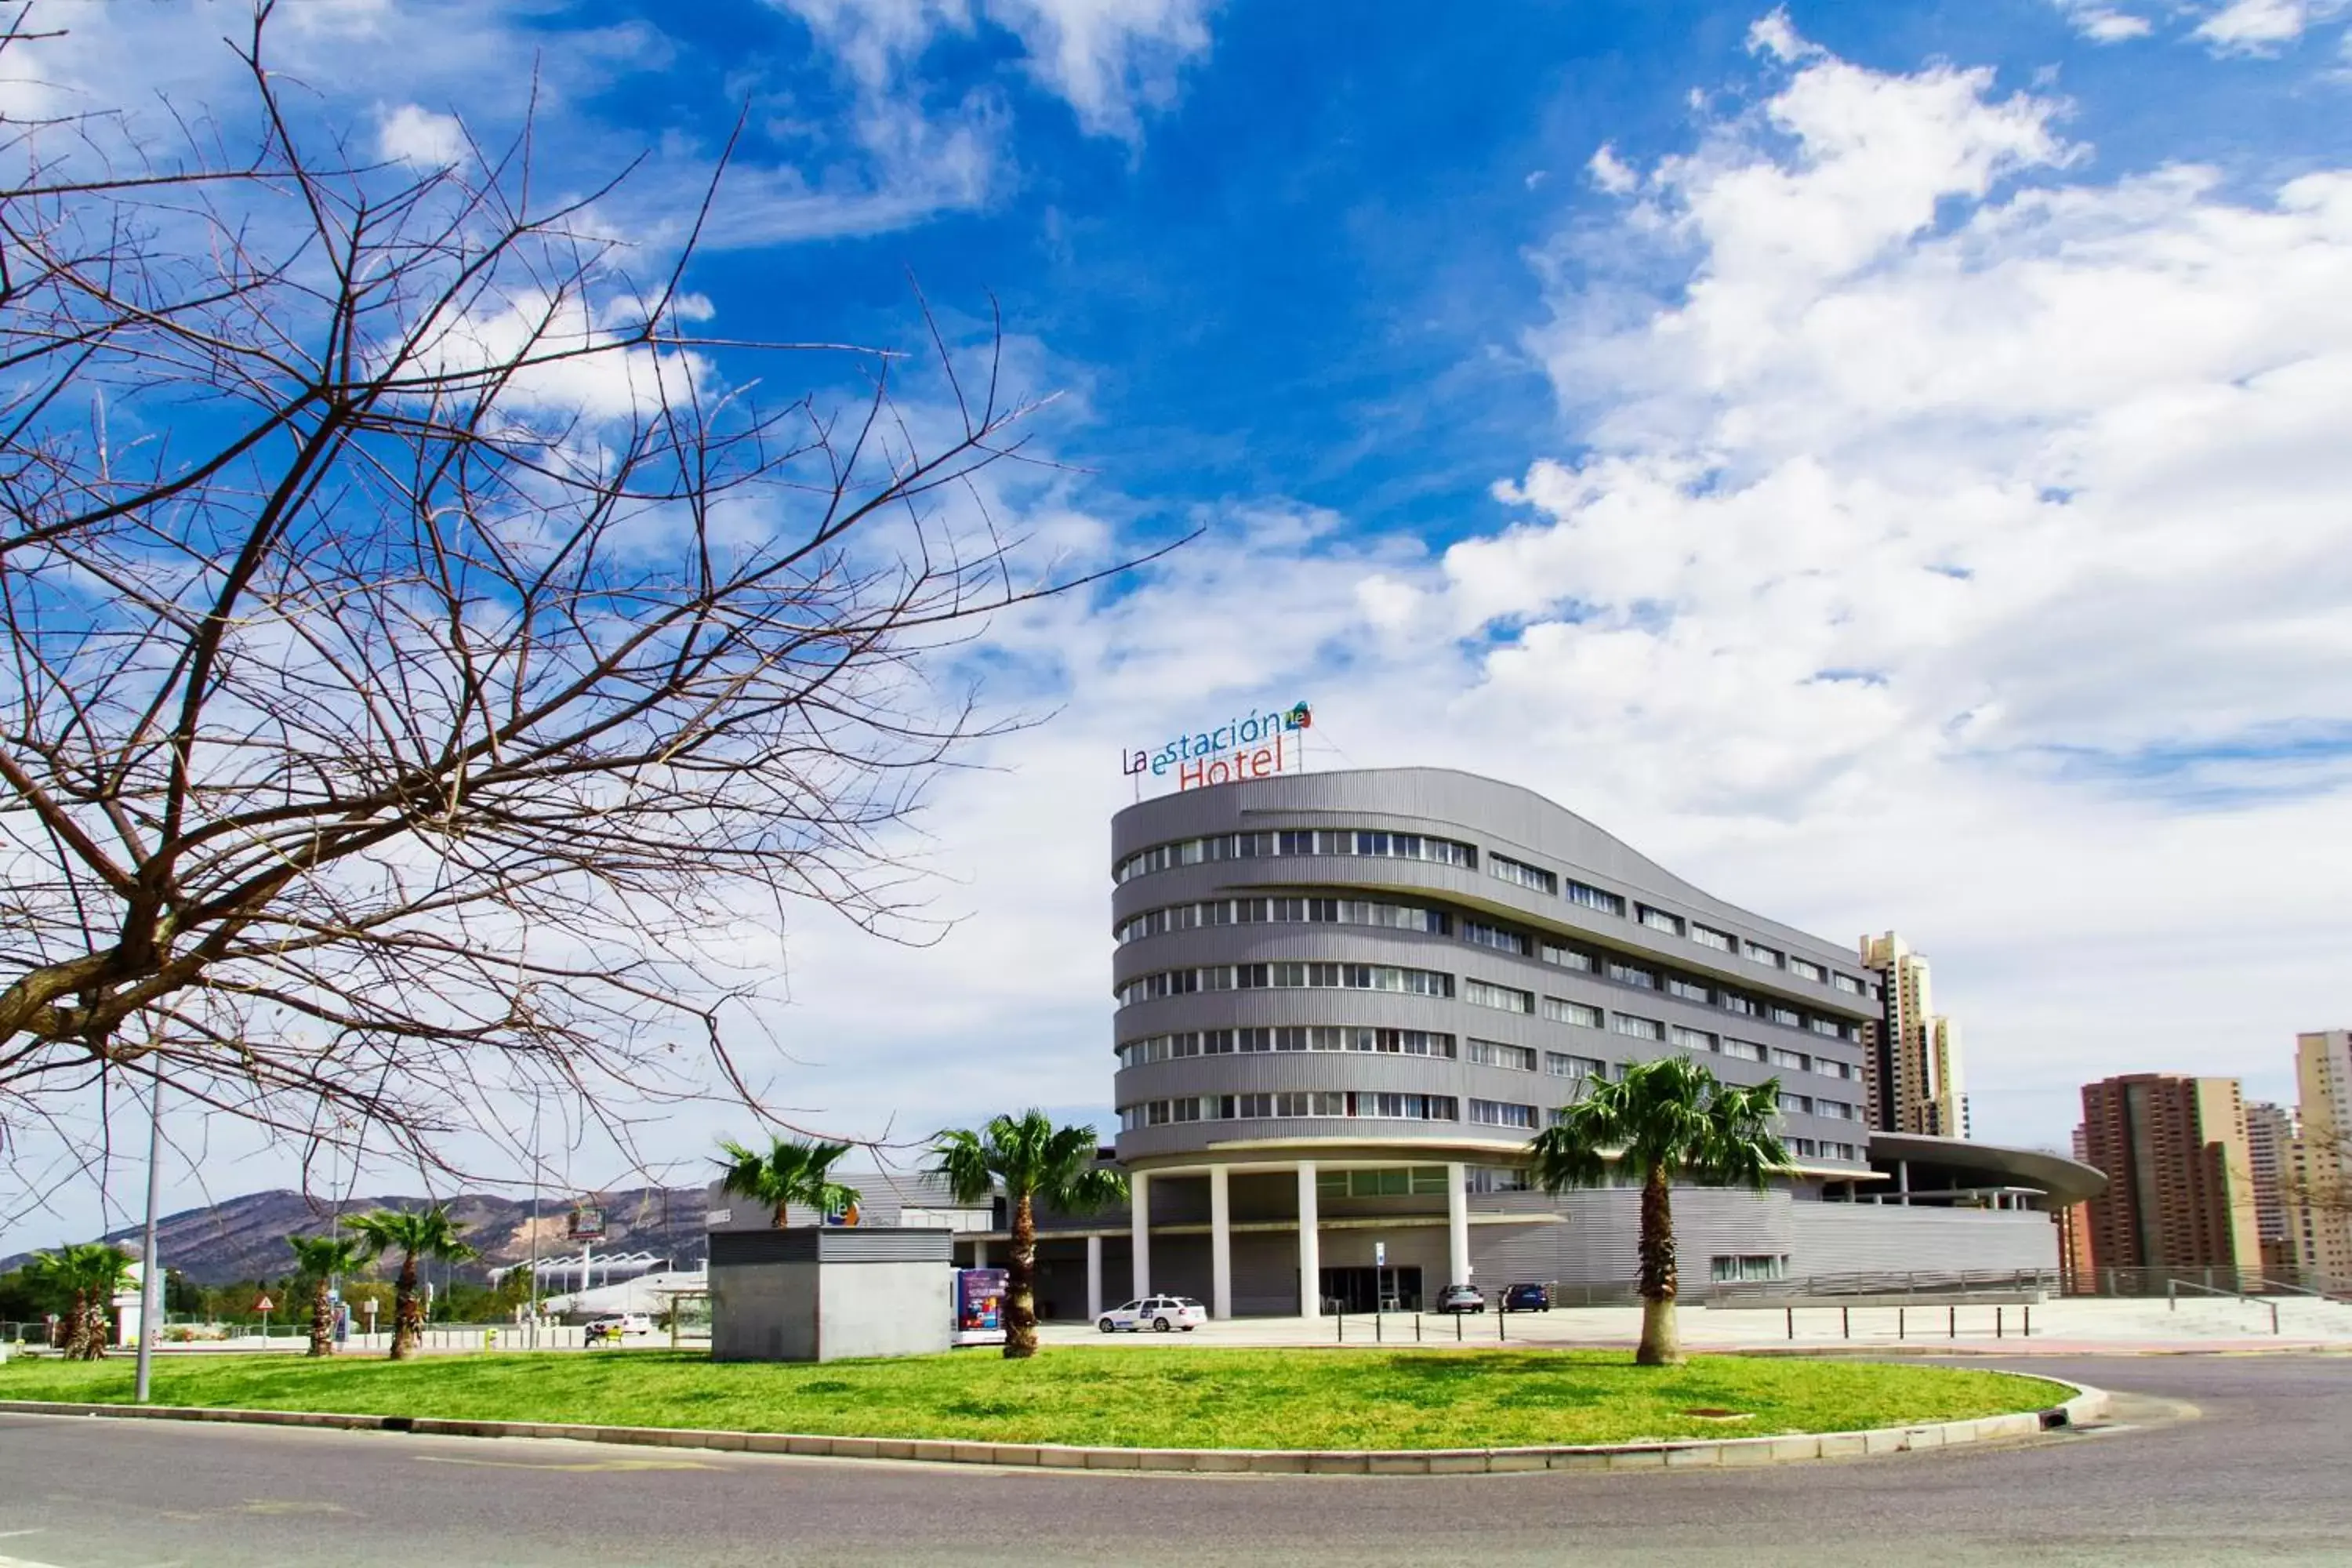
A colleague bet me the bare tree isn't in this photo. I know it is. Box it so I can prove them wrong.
[0,6,1154,1189]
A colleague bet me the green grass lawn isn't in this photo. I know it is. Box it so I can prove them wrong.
[0,1348,2066,1450]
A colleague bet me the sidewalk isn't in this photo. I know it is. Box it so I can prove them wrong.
[1037,1294,2352,1356]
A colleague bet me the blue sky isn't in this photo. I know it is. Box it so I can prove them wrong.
[9,0,2352,1239]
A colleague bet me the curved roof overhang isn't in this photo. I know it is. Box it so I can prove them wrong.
[1868,1132,2107,1207]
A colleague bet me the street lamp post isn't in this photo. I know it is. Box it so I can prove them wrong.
[133,1065,164,1404]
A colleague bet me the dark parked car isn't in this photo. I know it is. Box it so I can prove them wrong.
[1435,1283,1486,1314]
[1501,1283,1551,1313]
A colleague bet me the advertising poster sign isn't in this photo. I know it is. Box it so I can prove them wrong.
[953,1267,1008,1347]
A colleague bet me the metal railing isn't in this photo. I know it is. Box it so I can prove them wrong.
[2163,1277,2281,1334]
[1709,1269,2058,1304]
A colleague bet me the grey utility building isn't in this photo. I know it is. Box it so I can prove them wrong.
[708,1226,952,1362]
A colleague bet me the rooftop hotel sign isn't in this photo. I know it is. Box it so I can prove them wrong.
[1123,701,1312,794]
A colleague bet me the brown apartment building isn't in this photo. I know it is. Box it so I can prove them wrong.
[2078,1074,2262,1276]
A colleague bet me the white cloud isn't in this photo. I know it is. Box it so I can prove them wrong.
[1588,143,1639,194]
[2052,2,2158,42]
[772,0,1214,142]
[2194,0,2318,51]
[2053,0,2352,53]
[377,102,466,168]
[985,0,1216,140]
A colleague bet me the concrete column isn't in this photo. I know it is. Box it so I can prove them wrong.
[1085,1233,1104,1321]
[1897,1160,1911,1207]
[1446,1162,1471,1289]
[1209,1164,1232,1319]
[972,1238,988,1269]
[1296,1162,1320,1318]
[1130,1171,1151,1298]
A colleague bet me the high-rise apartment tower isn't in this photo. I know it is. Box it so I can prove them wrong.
[2077,1074,2261,1274]
[2293,1030,2352,1282]
[1858,932,1968,1137]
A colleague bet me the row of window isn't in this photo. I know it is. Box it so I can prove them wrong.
[1118,1091,1461,1129]
[1120,959,1862,1051]
[1116,964,1452,1007]
[1115,895,1866,1042]
[1116,1027,1457,1067]
[1114,829,1473,884]
[1671,1026,1857,1082]
[1115,895,1449,945]
[1115,826,1872,998]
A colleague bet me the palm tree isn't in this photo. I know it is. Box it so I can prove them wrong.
[342,1207,477,1360]
[24,1243,132,1359]
[1527,1055,1789,1367]
[286,1234,368,1357]
[715,1135,862,1228]
[930,1111,1127,1359]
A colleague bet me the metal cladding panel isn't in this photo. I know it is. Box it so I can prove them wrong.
[1110,768,1864,986]
[1462,1187,1796,1292]
[708,1227,953,1266]
[1791,1204,2060,1276]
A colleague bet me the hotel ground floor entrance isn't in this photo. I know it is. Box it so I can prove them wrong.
[1319,1265,1425,1314]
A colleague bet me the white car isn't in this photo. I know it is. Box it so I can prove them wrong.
[1098,1295,1207,1334]
[585,1312,654,1341]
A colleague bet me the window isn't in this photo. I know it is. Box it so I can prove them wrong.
[1461,920,1531,956]
[1743,941,1783,967]
[1466,1167,1531,1193]
[1468,1099,1539,1129]
[1358,1093,1459,1121]
[1720,991,1756,1017]
[1815,1058,1853,1081]
[1670,1025,1718,1052]
[1817,1101,1854,1120]
[1809,1018,1843,1038]
[1690,924,1733,953]
[1324,1167,1454,1198]
[1788,957,1826,983]
[1769,1004,1803,1028]
[1788,1137,1819,1157]
[1607,960,1657,989]
[1639,906,1683,936]
[1540,940,1593,971]
[1666,976,1711,1004]
[1831,972,1865,996]
[1722,1037,1766,1062]
[1770,1047,1809,1071]
[1709,1254,1788,1284]
[1784,1094,1814,1115]
[1464,978,1535,1014]
[1546,1051,1607,1080]
[1542,996,1602,1028]
[1488,855,1558,895]
[1467,1039,1539,1072]
[1611,1013,1664,1041]
[1565,880,1626,916]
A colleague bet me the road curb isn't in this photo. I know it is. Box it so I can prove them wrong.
[0,1382,2107,1476]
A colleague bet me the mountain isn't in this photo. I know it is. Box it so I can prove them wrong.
[1,1185,710,1285]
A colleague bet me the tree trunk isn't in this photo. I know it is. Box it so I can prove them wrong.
[390,1252,421,1360]
[67,1288,107,1359]
[309,1276,335,1357]
[1634,1164,1683,1367]
[775,1201,791,1229]
[1003,1190,1038,1359]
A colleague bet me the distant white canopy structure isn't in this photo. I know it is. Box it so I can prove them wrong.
[489,1249,673,1293]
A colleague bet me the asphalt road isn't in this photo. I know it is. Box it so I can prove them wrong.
[1,1356,2347,1567]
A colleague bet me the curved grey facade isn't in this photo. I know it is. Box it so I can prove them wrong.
[1111,768,1879,1172]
